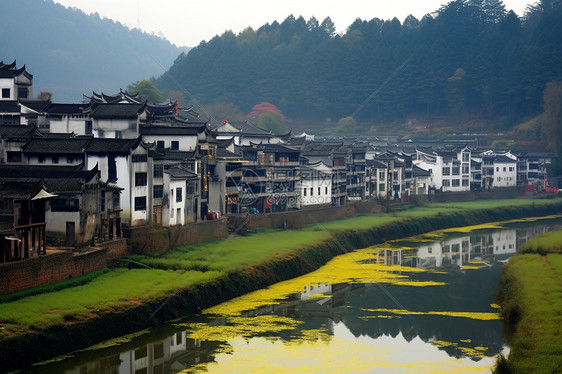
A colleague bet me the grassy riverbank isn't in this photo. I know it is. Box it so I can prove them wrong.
[1,197,561,370]
[495,229,562,373]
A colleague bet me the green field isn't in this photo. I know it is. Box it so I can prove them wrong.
[495,230,562,373]
[0,198,560,340]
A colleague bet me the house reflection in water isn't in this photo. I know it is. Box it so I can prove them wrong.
[375,225,554,269]
[63,332,225,374]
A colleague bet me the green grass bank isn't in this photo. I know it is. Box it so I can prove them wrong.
[495,227,562,373]
[1,198,562,371]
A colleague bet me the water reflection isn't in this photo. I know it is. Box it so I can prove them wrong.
[30,219,561,374]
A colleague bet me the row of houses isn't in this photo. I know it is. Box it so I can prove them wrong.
[0,61,551,263]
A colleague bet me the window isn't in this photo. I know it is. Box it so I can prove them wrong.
[85,120,92,135]
[115,131,122,139]
[187,180,197,195]
[379,171,385,180]
[503,167,506,172]
[135,172,147,186]
[325,186,328,194]
[452,179,460,187]
[443,180,450,187]
[112,191,120,207]
[452,166,460,175]
[509,166,514,172]
[2,88,10,98]
[67,156,74,164]
[442,167,450,176]
[304,188,307,196]
[101,191,106,212]
[52,156,59,164]
[171,141,179,150]
[17,87,28,99]
[38,155,45,163]
[156,141,165,149]
[318,187,321,195]
[134,196,147,211]
[132,154,147,163]
[6,152,22,163]
[462,179,469,187]
[134,346,147,360]
[50,197,80,212]
[310,187,313,196]
[462,152,470,162]
[176,187,182,202]
[153,165,163,179]
[462,165,469,174]
[153,185,164,198]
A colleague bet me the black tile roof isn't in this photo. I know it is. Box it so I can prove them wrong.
[139,124,205,135]
[0,64,32,79]
[0,100,20,113]
[0,124,37,139]
[19,99,52,112]
[0,164,97,181]
[23,137,92,154]
[89,103,146,119]
[86,137,141,154]
[165,166,198,179]
[46,103,85,115]
[412,165,431,177]
[149,148,198,161]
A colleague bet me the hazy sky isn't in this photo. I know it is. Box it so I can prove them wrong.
[54,0,534,47]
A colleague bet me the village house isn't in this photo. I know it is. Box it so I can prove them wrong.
[0,61,32,102]
[0,164,111,251]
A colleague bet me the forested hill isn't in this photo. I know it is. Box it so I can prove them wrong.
[1,0,185,102]
[155,0,562,130]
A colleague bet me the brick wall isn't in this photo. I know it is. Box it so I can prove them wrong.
[127,218,229,254]
[246,201,384,230]
[0,239,128,295]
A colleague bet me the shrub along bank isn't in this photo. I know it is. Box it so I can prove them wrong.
[1,198,562,371]
[495,229,562,374]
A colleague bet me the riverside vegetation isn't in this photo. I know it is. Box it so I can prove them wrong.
[1,197,562,370]
[495,225,562,373]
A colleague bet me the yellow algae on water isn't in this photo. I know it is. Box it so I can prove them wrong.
[460,264,487,270]
[182,323,496,374]
[185,315,303,341]
[362,308,501,320]
[204,247,447,317]
[432,340,489,358]
[440,222,506,233]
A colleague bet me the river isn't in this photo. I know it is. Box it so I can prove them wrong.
[23,217,562,374]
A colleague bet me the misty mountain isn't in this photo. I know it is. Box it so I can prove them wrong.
[1,0,185,102]
[154,0,562,130]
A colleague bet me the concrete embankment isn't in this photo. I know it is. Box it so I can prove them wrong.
[2,202,562,371]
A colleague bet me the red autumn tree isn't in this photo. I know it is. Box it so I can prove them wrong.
[247,102,283,121]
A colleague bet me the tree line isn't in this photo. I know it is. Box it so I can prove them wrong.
[154,0,562,129]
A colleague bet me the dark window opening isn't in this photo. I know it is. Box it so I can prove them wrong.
[135,172,147,186]
[134,196,147,211]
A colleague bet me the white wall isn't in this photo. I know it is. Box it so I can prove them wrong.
[494,162,517,187]
[0,78,15,99]
[142,135,198,151]
[49,117,88,134]
[168,179,186,226]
